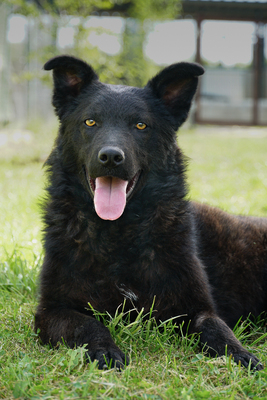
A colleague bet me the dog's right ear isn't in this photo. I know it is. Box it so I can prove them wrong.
[44,55,98,118]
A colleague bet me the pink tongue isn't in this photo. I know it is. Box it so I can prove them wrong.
[94,177,128,220]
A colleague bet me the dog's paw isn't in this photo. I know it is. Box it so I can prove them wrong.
[86,345,129,370]
[232,351,263,371]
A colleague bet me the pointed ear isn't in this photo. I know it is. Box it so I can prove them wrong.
[146,62,204,129]
[44,55,99,118]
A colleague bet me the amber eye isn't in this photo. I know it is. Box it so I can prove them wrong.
[136,122,147,130]
[85,119,96,127]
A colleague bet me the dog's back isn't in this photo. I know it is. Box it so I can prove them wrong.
[192,202,267,327]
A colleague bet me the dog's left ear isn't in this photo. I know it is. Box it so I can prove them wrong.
[146,62,204,129]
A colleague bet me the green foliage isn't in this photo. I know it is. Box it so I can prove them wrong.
[113,19,159,87]
[33,16,159,87]
[9,0,181,88]
[10,0,181,20]
[8,0,40,17]
[128,0,182,21]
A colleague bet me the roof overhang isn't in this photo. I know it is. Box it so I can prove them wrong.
[181,0,267,22]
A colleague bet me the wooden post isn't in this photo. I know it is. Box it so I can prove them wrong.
[196,17,202,65]
[253,23,260,126]
[195,17,202,123]
[0,3,11,125]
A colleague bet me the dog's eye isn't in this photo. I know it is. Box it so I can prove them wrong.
[136,122,147,130]
[85,119,96,127]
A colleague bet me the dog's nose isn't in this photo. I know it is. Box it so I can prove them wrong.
[98,146,125,168]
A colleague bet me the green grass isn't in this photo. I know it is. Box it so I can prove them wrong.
[1,123,267,399]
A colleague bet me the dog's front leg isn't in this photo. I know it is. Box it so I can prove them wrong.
[35,307,129,369]
[193,312,263,370]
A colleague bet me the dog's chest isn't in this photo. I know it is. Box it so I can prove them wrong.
[116,283,139,302]
[85,257,158,314]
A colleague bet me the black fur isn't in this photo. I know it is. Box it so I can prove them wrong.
[35,55,266,370]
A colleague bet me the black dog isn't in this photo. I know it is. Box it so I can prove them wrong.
[35,55,266,370]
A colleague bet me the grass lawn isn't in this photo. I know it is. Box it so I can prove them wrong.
[1,123,267,399]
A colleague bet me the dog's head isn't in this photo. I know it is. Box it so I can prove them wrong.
[45,55,204,221]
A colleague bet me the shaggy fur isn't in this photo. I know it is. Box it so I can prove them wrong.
[35,55,266,370]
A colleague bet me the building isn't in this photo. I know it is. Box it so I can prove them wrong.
[182,0,267,125]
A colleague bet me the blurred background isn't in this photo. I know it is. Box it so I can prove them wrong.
[1,0,267,129]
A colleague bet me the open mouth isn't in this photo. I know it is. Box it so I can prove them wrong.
[88,171,140,199]
[84,167,141,220]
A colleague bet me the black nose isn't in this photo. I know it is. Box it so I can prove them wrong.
[98,146,125,168]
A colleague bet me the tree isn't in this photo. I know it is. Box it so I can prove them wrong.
[8,0,182,86]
